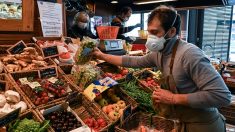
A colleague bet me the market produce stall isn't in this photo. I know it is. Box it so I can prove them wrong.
[0,37,161,132]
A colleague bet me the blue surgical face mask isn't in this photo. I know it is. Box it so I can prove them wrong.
[145,13,177,52]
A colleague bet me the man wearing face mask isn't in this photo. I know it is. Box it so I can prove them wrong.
[93,5,231,132]
[67,11,97,40]
[111,6,141,43]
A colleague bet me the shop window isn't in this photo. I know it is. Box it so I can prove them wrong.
[144,12,150,30]
[125,13,141,37]
[202,6,232,61]
[229,6,235,62]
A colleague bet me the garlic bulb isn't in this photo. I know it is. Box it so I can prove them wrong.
[5,90,20,103]
[11,101,27,113]
[0,94,6,107]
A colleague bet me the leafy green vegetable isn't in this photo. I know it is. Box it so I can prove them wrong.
[8,118,50,132]
[76,37,97,65]
[120,79,156,113]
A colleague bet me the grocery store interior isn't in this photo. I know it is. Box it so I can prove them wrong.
[0,0,235,132]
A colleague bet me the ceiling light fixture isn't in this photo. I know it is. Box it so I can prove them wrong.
[111,0,118,4]
[134,0,177,5]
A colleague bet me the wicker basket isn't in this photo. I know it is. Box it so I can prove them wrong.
[71,95,112,131]
[152,115,179,132]
[92,87,139,123]
[0,45,11,58]
[115,112,152,132]
[116,112,178,132]
[36,101,85,132]
[8,69,80,109]
[6,110,46,131]
[58,65,83,92]
[219,95,235,125]
[0,73,32,113]
[226,123,235,132]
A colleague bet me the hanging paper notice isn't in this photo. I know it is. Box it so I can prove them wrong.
[37,1,63,37]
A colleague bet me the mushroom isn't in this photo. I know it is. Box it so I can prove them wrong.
[11,101,27,113]
[5,90,20,103]
[0,103,14,118]
[0,94,6,107]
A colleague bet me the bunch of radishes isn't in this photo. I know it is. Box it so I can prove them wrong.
[104,69,129,80]
[84,117,107,132]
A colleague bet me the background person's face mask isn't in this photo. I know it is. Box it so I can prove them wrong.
[78,22,88,29]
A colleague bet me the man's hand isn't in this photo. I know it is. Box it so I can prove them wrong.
[152,89,175,105]
[91,47,105,60]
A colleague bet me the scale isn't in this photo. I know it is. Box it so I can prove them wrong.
[98,39,126,55]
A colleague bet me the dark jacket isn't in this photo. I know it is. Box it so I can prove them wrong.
[67,25,97,40]
[111,16,137,42]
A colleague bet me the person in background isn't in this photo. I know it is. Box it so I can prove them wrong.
[111,6,141,43]
[67,11,97,40]
[93,5,231,132]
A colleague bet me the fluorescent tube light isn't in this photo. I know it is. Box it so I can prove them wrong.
[134,0,177,5]
[111,0,118,4]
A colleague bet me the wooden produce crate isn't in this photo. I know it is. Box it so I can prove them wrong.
[71,95,113,132]
[2,43,57,73]
[119,79,156,114]
[134,69,161,93]
[97,62,129,82]
[36,102,86,132]
[0,73,31,115]
[58,65,83,92]
[6,110,49,132]
[92,86,138,123]
[32,37,62,59]
[219,95,235,125]
[8,68,80,109]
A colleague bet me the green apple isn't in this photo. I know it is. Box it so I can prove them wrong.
[98,98,108,107]
[111,95,120,103]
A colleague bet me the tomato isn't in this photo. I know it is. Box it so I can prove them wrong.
[59,52,71,59]
[41,92,48,97]
[146,77,152,81]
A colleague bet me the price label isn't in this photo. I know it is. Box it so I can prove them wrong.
[28,82,41,89]
[47,77,58,83]
[66,92,82,107]
[42,46,59,58]
[0,108,21,127]
[7,40,27,54]
[120,105,132,124]
[19,78,30,85]
[0,80,6,91]
[39,67,57,78]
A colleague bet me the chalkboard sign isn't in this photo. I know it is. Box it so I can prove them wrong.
[0,108,21,127]
[39,67,57,78]
[42,46,59,58]
[66,92,82,107]
[120,105,132,123]
[7,40,27,54]
[0,81,6,91]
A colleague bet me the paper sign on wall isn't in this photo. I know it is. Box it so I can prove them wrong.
[37,1,63,37]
